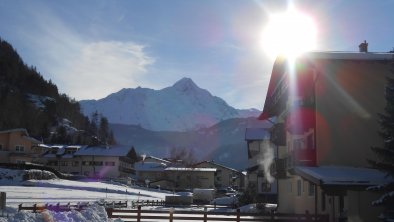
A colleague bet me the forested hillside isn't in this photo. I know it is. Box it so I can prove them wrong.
[0,38,114,145]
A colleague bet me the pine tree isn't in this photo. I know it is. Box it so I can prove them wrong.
[369,64,394,216]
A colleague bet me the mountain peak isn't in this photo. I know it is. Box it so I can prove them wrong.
[172,77,199,92]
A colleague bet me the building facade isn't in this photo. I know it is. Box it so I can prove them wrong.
[259,50,393,221]
[135,161,216,191]
[245,128,277,202]
[0,128,42,164]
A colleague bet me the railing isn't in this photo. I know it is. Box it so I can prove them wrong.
[287,149,317,170]
[106,206,329,222]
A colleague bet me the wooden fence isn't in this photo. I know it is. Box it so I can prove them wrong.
[18,202,90,212]
[106,205,329,222]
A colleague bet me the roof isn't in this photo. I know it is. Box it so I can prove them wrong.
[134,162,167,172]
[295,166,393,186]
[258,51,394,120]
[74,145,132,157]
[194,161,239,173]
[165,167,217,172]
[245,128,270,141]
[304,51,394,61]
[145,156,171,164]
[0,128,28,135]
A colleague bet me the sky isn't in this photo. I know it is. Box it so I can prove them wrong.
[1,0,394,109]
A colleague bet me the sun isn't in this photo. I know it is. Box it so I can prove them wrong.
[261,9,317,58]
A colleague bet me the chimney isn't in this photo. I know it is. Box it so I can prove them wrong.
[359,40,368,53]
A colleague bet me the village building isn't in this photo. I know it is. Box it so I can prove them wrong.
[259,46,393,221]
[134,160,216,191]
[244,128,277,202]
[0,128,42,164]
[193,160,245,191]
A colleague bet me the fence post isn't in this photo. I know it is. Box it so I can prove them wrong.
[137,205,141,222]
[18,204,22,212]
[236,208,240,222]
[305,210,311,222]
[204,207,207,222]
[33,204,37,213]
[169,207,174,222]
[270,209,274,221]
[106,208,113,218]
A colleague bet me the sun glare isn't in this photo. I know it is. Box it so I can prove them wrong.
[261,9,317,58]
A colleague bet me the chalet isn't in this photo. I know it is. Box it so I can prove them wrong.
[134,161,216,191]
[259,46,394,221]
[245,128,277,202]
[0,128,42,164]
[194,160,245,190]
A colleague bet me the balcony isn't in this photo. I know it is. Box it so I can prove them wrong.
[270,158,287,179]
[287,149,316,170]
[270,123,286,146]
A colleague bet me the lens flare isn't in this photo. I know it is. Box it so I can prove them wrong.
[261,9,317,59]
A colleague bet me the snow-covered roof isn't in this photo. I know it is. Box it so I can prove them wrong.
[134,162,167,172]
[245,128,270,140]
[145,156,171,164]
[295,166,393,186]
[304,51,394,61]
[0,128,28,135]
[165,167,216,172]
[74,145,132,157]
[194,161,239,173]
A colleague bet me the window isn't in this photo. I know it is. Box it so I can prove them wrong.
[15,145,24,152]
[308,182,315,196]
[48,161,58,166]
[288,181,292,193]
[293,139,304,150]
[261,183,271,192]
[61,161,68,166]
[307,133,314,149]
[82,161,89,166]
[72,161,79,166]
[297,180,302,196]
[94,161,103,166]
[105,161,115,166]
[16,160,25,164]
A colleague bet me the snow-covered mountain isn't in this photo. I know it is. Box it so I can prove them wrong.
[80,78,260,131]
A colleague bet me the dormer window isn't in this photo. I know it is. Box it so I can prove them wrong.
[15,145,24,152]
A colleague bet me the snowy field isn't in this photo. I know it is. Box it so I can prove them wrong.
[0,168,172,221]
[0,168,258,221]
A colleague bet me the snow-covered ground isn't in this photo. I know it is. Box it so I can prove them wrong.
[0,168,171,221]
[0,168,256,221]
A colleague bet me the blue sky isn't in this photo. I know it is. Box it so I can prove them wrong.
[1,0,394,109]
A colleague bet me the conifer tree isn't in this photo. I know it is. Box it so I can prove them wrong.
[369,62,394,215]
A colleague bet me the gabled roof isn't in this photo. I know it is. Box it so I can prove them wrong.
[165,167,216,172]
[194,160,239,173]
[145,156,171,164]
[0,128,28,135]
[245,128,270,141]
[74,145,132,157]
[295,166,392,186]
[0,128,41,143]
[259,51,394,120]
